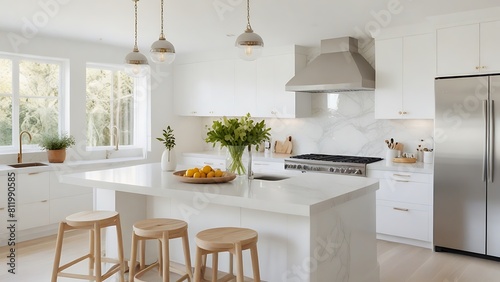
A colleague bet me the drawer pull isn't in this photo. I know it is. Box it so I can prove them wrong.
[41,200,48,203]
[0,207,4,211]
[28,172,41,175]
[393,207,409,212]
[393,174,411,178]
[203,162,214,165]
[393,179,409,183]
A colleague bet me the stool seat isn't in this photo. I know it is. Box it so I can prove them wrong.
[195,227,258,251]
[129,218,192,282]
[66,211,119,227]
[194,227,260,282]
[52,210,125,282]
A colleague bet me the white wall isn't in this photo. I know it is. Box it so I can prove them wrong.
[0,32,204,164]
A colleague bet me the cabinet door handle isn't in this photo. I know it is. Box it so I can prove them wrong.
[0,207,4,211]
[203,162,214,165]
[41,200,48,203]
[482,66,487,70]
[476,66,481,70]
[393,174,411,178]
[393,207,409,212]
[29,172,40,175]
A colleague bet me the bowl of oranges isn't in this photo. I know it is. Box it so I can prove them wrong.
[172,165,237,184]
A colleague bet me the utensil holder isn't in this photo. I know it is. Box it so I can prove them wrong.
[424,151,433,164]
[386,149,399,164]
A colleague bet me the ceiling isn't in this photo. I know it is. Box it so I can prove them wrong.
[1,0,499,55]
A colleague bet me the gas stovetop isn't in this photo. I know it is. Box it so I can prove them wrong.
[284,154,383,176]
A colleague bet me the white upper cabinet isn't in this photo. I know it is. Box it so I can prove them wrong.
[255,54,309,118]
[375,33,435,119]
[173,47,310,118]
[174,60,235,116]
[437,21,500,76]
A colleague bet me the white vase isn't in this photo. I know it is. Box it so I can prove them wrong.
[161,149,176,171]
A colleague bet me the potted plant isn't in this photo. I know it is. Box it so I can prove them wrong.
[39,132,76,163]
[157,125,176,171]
[205,113,271,177]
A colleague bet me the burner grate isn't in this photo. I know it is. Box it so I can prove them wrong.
[289,154,383,164]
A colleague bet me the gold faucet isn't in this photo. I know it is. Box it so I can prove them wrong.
[18,131,32,163]
[112,126,119,151]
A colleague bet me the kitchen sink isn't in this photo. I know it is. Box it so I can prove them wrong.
[8,162,48,168]
[253,174,289,181]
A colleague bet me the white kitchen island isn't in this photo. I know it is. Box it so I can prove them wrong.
[61,163,380,282]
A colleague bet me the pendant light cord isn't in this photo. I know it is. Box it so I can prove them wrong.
[133,0,139,50]
[246,0,253,32]
[160,0,165,38]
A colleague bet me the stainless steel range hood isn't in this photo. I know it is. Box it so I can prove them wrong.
[286,37,375,93]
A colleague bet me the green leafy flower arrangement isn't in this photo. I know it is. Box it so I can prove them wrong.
[205,113,271,149]
[205,113,271,175]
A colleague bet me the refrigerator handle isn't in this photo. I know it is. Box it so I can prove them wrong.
[491,100,495,183]
[484,100,488,182]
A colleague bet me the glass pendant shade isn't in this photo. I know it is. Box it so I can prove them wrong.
[235,0,263,61]
[125,48,150,77]
[150,0,175,64]
[150,37,176,64]
[124,0,149,78]
[235,28,264,61]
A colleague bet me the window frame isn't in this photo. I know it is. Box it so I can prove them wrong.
[85,63,149,153]
[0,52,68,153]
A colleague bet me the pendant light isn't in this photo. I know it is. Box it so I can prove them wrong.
[150,0,175,64]
[235,0,264,61]
[124,0,149,78]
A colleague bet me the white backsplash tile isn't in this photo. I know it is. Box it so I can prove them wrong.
[202,92,434,158]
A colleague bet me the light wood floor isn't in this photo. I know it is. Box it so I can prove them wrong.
[2,231,500,281]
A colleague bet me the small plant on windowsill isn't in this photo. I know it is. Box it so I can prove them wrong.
[157,126,176,171]
[39,132,76,163]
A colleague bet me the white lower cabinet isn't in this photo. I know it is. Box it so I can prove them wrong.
[0,170,93,245]
[367,169,433,247]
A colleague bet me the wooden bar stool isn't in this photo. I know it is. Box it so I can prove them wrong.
[51,210,125,282]
[129,218,193,282]
[194,227,260,282]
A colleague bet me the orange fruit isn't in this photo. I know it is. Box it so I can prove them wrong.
[214,169,223,177]
[185,169,195,177]
[193,172,201,178]
[202,165,213,174]
[207,171,215,178]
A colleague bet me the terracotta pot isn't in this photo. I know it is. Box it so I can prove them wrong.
[47,149,66,163]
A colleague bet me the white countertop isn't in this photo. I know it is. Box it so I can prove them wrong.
[368,160,434,174]
[61,163,378,216]
[0,157,145,175]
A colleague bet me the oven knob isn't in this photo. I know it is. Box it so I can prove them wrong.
[329,167,334,172]
[355,169,362,175]
[303,165,309,170]
[297,165,302,170]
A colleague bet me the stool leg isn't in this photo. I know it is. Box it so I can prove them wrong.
[94,222,102,282]
[51,222,66,282]
[235,243,244,282]
[161,231,170,282]
[158,239,163,276]
[114,216,126,282]
[140,239,146,270]
[250,244,260,282]
[211,253,218,282]
[89,229,95,274]
[194,247,204,282]
[129,232,138,282]
[182,230,193,280]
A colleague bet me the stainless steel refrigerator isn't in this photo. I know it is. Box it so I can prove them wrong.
[434,75,500,258]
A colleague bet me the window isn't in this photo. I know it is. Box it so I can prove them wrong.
[0,54,66,149]
[86,64,149,149]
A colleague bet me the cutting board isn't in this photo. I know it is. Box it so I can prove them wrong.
[275,136,293,154]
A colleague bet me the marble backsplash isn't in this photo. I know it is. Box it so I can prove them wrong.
[202,92,434,158]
